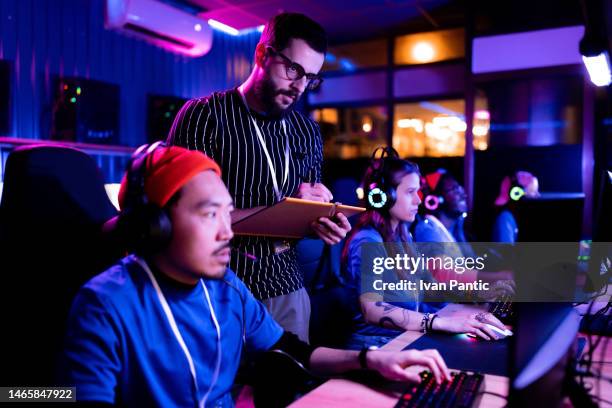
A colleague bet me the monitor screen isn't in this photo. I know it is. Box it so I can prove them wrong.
[510,303,579,406]
[51,77,120,144]
[147,94,187,143]
[515,195,583,242]
[583,169,612,292]
[594,169,612,242]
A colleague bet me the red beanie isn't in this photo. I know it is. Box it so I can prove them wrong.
[118,146,221,209]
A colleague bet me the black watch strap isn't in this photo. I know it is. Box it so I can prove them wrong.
[358,347,369,369]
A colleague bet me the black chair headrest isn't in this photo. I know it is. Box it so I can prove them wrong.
[0,144,117,230]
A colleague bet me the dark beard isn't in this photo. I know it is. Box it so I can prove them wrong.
[254,76,297,117]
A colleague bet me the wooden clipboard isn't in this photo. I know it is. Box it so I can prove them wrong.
[231,197,365,239]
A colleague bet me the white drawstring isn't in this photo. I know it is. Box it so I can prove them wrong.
[135,257,222,408]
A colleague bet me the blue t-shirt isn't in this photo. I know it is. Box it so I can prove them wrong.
[343,227,443,338]
[412,215,476,258]
[492,209,518,243]
[58,255,283,407]
[412,215,451,243]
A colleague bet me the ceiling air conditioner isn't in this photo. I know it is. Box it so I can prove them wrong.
[105,0,213,57]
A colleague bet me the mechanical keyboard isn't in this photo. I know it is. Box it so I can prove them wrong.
[488,296,515,324]
[394,370,484,408]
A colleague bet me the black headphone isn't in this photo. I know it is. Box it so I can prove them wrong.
[118,142,173,255]
[364,146,400,211]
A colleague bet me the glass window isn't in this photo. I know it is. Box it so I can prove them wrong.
[394,28,465,65]
[477,74,582,147]
[311,106,388,159]
[393,98,490,157]
[323,39,388,72]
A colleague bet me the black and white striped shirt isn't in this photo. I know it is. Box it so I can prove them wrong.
[167,89,323,300]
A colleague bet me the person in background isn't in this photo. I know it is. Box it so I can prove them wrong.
[413,169,515,285]
[167,12,351,343]
[492,171,540,243]
[415,169,472,247]
[341,148,507,350]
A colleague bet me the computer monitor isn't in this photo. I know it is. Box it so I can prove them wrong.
[51,77,120,144]
[515,194,584,242]
[583,169,612,293]
[508,225,608,407]
[509,303,580,407]
[146,94,187,143]
[594,170,612,241]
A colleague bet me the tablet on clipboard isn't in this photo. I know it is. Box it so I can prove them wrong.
[231,197,365,239]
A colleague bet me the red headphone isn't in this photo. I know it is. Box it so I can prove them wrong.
[420,169,446,211]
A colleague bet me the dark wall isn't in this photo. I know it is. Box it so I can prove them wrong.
[0,61,9,135]
[322,156,464,207]
[472,144,583,240]
[0,0,259,145]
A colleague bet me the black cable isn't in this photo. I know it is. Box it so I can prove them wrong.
[592,299,612,317]
[564,368,599,408]
[581,298,597,388]
[576,297,612,404]
[267,349,319,378]
[579,284,610,307]
[583,302,611,400]
[576,370,612,383]
[476,391,508,400]
[597,322,612,404]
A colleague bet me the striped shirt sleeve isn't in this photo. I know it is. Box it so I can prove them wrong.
[311,120,323,183]
[166,97,218,158]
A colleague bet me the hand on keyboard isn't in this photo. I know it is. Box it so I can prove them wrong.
[395,370,484,408]
[367,348,452,384]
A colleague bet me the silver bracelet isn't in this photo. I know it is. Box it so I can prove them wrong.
[421,312,431,333]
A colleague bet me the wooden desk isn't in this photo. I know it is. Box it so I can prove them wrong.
[290,304,508,407]
[291,303,612,407]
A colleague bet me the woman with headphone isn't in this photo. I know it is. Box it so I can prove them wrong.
[492,171,540,243]
[340,147,507,350]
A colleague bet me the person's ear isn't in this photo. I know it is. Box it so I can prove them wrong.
[255,44,269,67]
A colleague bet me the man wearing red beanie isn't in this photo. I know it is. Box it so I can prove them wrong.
[57,145,450,407]
[167,12,351,343]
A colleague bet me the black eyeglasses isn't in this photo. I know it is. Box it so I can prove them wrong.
[267,47,324,90]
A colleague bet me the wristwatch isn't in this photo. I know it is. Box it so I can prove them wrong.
[358,345,378,369]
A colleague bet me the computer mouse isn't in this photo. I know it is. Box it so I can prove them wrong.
[484,323,513,338]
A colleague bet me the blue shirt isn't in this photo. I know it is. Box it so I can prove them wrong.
[58,256,283,407]
[343,227,443,338]
[412,215,452,243]
[492,209,518,243]
[412,215,476,258]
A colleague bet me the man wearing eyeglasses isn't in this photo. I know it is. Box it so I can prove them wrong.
[167,12,351,342]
